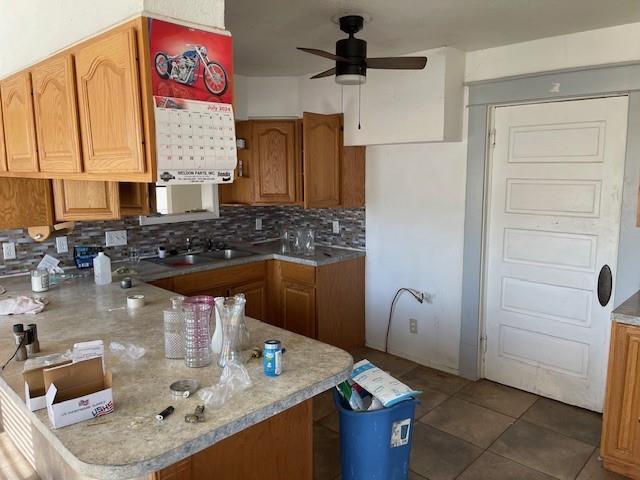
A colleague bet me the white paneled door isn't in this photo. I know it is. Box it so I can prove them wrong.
[483,96,629,412]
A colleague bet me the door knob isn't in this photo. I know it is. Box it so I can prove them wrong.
[598,265,612,307]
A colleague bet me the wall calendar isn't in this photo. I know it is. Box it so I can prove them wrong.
[154,96,236,184]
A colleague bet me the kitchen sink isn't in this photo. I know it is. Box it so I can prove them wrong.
[205,249,255,260]
[154,254,217,268]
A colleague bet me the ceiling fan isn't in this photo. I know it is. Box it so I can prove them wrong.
[298,15,428,85]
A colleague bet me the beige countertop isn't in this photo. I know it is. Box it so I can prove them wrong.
[0,275,352,479]
[612,291,640,327]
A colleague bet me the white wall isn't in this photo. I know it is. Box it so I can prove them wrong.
[0,0,225,77]
[365,142,467,372]
[238,47,466,145]
[466,22,640,82]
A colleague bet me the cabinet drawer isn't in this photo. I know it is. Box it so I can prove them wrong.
[280,262,315,286]
[173,262,267,296]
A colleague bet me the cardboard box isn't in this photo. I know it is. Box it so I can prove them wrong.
[43,357,114,429]
[23,359,72,411]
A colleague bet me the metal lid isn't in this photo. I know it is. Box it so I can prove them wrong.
[169,379,200,399]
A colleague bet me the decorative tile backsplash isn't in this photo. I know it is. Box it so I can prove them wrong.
[0,206,365,277]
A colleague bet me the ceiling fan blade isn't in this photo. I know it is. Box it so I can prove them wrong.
[297,47,351,63]
[366,56,428,70]
[310,68,336,79]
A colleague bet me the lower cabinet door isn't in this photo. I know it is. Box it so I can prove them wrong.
[281,281,316,338]
[229,280,266,321]
[601,322,640,477]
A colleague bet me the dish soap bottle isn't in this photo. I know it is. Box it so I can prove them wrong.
[93,251,112,285]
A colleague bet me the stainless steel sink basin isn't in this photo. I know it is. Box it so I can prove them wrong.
[156,254,216,268]
[205,249,255,260]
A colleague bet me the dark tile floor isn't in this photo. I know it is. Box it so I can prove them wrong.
[313,347,629,480]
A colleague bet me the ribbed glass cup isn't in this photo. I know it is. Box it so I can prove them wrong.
[183,296,214,368]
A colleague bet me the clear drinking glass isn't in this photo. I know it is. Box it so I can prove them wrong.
[302,229,315,256]
[215,295,247,368]
[280,229,291,254]
[183,296,215,368]
[293,229,305,255]
[163,296,185,359]
[128,247,140,264]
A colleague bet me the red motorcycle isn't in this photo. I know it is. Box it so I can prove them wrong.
[154,44,228,96]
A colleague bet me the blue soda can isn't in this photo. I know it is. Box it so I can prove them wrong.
[263,340,283,376]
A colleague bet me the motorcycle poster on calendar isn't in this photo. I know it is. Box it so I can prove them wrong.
[148,18,237,185]
[148,18,233,103]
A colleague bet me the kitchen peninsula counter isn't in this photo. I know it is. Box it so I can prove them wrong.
[0,275,352,479]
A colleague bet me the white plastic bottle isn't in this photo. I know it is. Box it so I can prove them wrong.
[93,251,112,285]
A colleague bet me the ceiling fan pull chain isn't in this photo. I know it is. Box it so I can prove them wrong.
[358,81,362,130]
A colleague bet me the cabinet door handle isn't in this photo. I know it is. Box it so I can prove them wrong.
[598,265,612,307]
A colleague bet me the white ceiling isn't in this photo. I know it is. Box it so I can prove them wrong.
[226,0,640,76]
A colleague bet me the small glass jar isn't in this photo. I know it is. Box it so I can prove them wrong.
[163,296,185,359]
[31,269,49,293]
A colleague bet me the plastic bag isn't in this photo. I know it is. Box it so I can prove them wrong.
[198,360,252,408]
[109,341,146,360]
[23,352,72,372]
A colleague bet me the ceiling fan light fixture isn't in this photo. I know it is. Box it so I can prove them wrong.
[335,74,366,85]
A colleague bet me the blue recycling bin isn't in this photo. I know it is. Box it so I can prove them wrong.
[333,389,418,480]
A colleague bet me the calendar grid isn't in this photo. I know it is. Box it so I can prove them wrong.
[154,96,237,184]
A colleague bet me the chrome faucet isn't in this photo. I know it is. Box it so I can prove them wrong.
[186,237,194,252]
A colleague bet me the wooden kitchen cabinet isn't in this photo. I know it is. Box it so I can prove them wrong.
[0,98,6,171]
[119,182,151,216]
[281,281,316,338]
[155,262,268,321]
[253,120,298,204]
[52,179,121,221]
[0,71,39,173]
[148,257,365,349]
[601,321,640,478]
[229,280,267,322]
[74,28,146,175]
[31,55,82,173]
[274,257,365,349]
[302,112,342,208]
[52,180,153,221]
[218,121,254,205]
[0,18,155,182]
[220,116,364,209]
[0,178,54,229]
[152,399,312,480]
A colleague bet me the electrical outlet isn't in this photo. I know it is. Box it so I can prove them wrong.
[56,236,68,254]
[409,318,418,334]
[332,220,340,234]
[255,218,262,231]
[105,230,127,247]
[2,242,16,260]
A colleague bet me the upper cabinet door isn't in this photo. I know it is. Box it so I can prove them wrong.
[0,72,39,173]
[302,112,342,209]
[0,99,6,171]
[75,28,145,174]
[31,55,83,173]
[53,179,120,221]
[253,121,297,204]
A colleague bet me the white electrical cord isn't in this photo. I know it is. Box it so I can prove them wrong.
[384,288,425,353]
